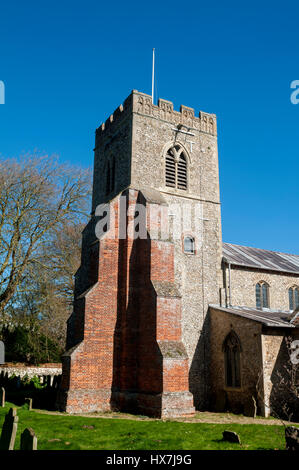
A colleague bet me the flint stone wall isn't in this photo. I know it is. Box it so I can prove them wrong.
[0,363,62,386]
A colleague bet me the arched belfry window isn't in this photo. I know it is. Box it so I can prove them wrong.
[289,286,299,311]
[165,145,188,190]
[256,281,269,309]
[223,331,241,388]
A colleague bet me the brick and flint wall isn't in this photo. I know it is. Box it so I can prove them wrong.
[58,90,223,414]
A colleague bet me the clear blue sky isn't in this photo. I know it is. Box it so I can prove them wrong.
[0,0,298,254]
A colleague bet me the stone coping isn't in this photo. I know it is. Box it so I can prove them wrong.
[0,363,61,368]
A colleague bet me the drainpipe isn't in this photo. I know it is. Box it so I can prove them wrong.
[223,257,232,307]
[228,262,232,307]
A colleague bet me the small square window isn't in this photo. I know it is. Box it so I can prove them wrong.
[184,236,195,254]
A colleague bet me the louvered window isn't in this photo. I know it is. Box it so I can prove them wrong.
[165,145,188,190]
[165,148,176,187]
[177,154,187,190]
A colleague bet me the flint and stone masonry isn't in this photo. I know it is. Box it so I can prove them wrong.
[57,90,299,418]
[57,90,222,416]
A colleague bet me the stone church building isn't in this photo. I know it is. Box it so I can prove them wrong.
[57,90,299,419]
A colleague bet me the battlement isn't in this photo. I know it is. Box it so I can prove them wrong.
[95,90,217,144]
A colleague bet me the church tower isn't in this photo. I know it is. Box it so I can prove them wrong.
[57,90,222,416]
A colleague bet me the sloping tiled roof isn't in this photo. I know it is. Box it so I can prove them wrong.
[223,243,299,275]
[209,304,297,328]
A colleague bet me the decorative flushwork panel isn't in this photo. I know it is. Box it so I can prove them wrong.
[95,91,217,143]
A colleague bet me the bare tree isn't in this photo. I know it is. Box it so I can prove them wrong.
[38,220,84,302]
[0,153,91,317]
[23,221,85,348]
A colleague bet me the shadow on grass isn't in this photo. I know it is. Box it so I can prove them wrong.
[5,389,57,411]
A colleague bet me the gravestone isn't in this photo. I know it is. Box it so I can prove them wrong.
[285,426,299,450]
[222,430,241,444]
[20,428,37,450]
[25,397,33,410]
[0,408,18,450]
[0,387,5,407]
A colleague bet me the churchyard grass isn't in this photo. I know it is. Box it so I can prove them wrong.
[0,402,287,450]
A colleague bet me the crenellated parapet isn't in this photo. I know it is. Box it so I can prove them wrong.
[95,90,217,146]
[134,91,217,135]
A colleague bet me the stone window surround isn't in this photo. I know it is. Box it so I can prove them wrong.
[288,285,299,311]
[181,232,197,256]
[162,141,191,194]
[256,281,270,310]
[222,331,242,389]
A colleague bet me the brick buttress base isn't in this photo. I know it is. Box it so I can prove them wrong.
[56,188,195,417]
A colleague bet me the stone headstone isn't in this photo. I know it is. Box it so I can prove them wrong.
[285,426,299,451]
[20,428,37,450]
[222,430,241,444]
[25,397,33,410]
[0,387,5,407]
[0,407,19,450]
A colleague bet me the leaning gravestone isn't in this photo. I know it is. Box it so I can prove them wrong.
[20,428,37,450]
[285,426,299,451]
[0,387,5,407]
[0,408,19,450]
[222,430,241,444]
[25,397,33,410]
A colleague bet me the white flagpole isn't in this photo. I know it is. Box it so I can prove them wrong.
[152,48,155,104]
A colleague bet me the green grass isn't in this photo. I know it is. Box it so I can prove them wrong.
[0,402,286,450]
